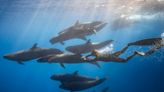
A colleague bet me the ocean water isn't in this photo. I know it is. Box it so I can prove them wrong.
[0,0,164,92]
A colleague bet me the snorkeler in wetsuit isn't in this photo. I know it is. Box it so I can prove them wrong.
[83,45,137,63]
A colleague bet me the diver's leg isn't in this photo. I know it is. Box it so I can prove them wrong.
[124,52,137,61]
[136,47,157,56]
[113,45,129,57]
[135,45,161,56]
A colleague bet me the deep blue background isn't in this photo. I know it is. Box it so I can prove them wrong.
[0,0,164,92]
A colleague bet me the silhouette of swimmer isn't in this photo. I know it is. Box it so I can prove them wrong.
[83,45,137,63]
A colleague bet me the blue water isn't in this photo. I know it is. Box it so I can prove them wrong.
[0,0,164,92]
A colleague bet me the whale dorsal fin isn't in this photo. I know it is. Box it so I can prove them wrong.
[73,71,79,75]
[31,43,38,50]
[75,20,80,26]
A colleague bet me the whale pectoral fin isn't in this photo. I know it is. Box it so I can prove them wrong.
[90,62,101,68]
[60,63,65,68]
[17,61,24,65]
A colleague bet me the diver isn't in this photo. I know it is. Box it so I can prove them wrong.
[82,45,137,63]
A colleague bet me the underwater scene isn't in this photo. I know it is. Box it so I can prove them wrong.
[0,0,164,92]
